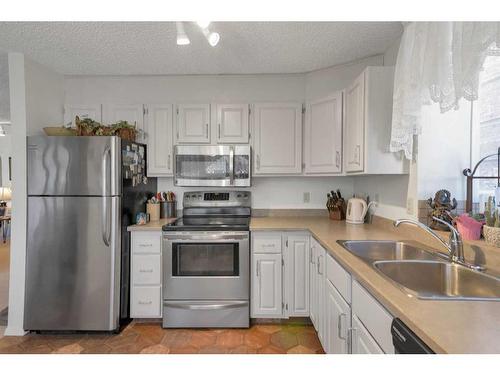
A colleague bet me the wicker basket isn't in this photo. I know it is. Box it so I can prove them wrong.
[43,127,77,136]
[483,225,500,247]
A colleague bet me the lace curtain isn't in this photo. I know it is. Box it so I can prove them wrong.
[390,22,500,160]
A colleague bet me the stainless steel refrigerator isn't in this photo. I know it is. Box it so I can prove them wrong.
[25,136,157,332]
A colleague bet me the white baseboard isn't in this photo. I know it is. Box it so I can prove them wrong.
[4,325,27,336]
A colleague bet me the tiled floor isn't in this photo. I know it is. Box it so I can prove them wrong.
[0,320,325,354]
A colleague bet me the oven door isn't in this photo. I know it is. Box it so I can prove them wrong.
[163,231,249,300]
[174,145,251,187]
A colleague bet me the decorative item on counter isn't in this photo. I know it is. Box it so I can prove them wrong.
[454,214,484,241]
[426,189,457,231]
[326,189,346,220]
[147,196,161,222]
[158,191,177,218]
[135,212,148,225]
[483,196,500,247]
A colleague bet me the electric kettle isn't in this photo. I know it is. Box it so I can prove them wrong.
[346,198,376,224]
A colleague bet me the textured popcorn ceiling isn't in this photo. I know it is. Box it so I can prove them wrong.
[0,22,402,75]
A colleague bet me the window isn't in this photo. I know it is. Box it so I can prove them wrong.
[472,56,500,212]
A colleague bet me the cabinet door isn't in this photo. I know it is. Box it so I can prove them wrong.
[253,103,302,174]
[325,280,350,354]
[103,104,146,143]
[351,315,384,354]
[305,93,343,174]
[251,253,283,318]
[216,104,249,144]
[286,234,310,317]
[64,104,102,127]
[145,104,174,176]
[176,104,210,144]
[316,246,326,347]
[345,73,365,173]
[309,240,318,329]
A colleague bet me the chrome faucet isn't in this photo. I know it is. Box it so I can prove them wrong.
[393,217,485,271]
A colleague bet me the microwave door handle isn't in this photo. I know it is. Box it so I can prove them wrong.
[229,146,234,185]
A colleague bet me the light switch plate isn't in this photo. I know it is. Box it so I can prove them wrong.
[303,192,311,203]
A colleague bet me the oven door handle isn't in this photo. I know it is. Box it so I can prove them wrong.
[163,301,248,311]
[164,234,249,241]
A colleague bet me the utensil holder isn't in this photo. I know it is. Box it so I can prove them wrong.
[483,225,500,247]
[160,201,177,218]
[147,203,160,221]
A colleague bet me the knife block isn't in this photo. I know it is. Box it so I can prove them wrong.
[329,209,343,221]
[147,203,160,221]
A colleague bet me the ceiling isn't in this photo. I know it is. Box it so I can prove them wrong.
[0,22,402,75]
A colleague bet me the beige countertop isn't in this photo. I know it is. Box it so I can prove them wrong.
[127,218,177,231]
[251,216,500,354]
[128,214,500,353]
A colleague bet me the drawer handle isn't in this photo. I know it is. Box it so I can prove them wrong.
[262,243,275,248]
[338,313,347,340]
[139,269,154,273]
[139,243,153,247]
[138,301,153,305]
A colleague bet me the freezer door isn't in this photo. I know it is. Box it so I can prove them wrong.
[24,196,121,331]
[27,136,121,196]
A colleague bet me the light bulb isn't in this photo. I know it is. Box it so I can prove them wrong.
[208,32,220,47]
[196,21,211,29]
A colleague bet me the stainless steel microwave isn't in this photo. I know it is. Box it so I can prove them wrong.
[174,145,251,187]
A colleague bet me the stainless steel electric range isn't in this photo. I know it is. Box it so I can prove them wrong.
[162,191,251,328]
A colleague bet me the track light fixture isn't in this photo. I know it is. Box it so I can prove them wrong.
[175,22,220,47]
[176,22,190,45]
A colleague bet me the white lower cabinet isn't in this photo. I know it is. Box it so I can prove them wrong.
[351,314,384,354]
[130,231,163,318]
[251,231,310,319]
[252,253,283,318]
[310,238,326,346]
[325,279,351,354]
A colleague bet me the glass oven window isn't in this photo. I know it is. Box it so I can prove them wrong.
[176,155,230,180]
[172,243,239,277]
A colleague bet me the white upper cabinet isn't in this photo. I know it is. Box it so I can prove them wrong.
[344,66,407,175]
[175,104,211,144]
[103,104,146,143]
[305,92,343,174]
[64,104,102,127]
[216,104,250,144]
[252,102,302,175]
[345,73,365,173]
[145,104,174,176]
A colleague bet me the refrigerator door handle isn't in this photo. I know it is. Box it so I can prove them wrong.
[102,146,111,246]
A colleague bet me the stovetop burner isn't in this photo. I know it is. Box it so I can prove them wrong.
[162,190,251,232]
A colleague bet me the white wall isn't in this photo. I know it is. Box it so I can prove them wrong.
[158,176,354,210]
[0,51,9,123]
[6,54,64,336]
[0,129,11,187]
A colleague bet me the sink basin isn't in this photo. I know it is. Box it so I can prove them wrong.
[337,240,442,263]
[374,260,500,301]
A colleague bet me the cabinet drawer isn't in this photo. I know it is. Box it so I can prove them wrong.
[132,254,161,285]
[352,314,384,354]
[252,232,282,254]
[131,286,162,318]
[326,253,352,304]
[132,232,161,254]
[352,280,393,353]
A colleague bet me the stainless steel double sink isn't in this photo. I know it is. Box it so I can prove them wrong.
[337,240,500,301]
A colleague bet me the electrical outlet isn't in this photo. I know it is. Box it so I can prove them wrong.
[407,197,415,215]
[303,192,311,203]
